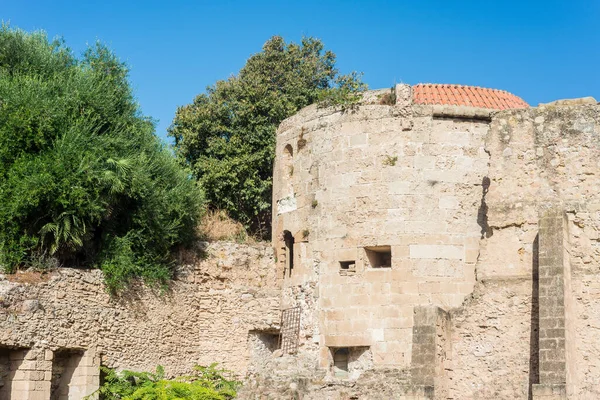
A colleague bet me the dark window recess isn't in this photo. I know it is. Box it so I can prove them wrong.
[332,347,349,378]
[284,230,294,277]
[283,144,294,176]
[365,246,392,268]
[51,349,84,400]
[283,144,293,159]
[249,330,280,356]
[340,261,356,270]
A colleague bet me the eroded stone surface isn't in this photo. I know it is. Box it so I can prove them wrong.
[3,89,600,399]
[0,242,280,380]
[261,91,600,399]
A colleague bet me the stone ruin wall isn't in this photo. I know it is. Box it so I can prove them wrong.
[473,104,600,399]
[1,86,600,400]
[265,87,600,399]
[0,242,281,399]
[271,87,492,385]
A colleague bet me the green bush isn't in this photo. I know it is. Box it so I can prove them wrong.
[87,364,240,400]
[0,25,203,291]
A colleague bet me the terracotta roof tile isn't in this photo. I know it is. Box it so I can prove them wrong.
[412,83,529,110]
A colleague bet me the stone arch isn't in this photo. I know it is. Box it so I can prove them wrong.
[283,144,294,178]
[283,230,294,277]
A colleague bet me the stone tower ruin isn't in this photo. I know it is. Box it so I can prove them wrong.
[265,83,600,399]
[1,83,599,400]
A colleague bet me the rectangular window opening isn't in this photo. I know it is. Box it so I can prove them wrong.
[365,246,392,268]
[51,348,85,400]
[339,261,355,270]
[332,347,349,378]
[328,346,372,380]
[249,330,280,356]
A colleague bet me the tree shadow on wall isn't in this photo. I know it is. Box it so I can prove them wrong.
[528,234,540,400]
[477,177,493,239]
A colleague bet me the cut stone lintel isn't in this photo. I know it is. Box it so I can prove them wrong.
[409,245,463,260]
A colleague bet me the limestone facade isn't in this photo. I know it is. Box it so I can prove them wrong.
[1,84,600,399]
[264,85,600,399]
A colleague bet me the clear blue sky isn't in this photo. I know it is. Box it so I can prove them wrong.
[3,1,599,142]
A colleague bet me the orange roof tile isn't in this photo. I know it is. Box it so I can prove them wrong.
[412,84,529,110]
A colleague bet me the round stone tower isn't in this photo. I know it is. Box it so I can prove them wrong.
[271,84,528,374]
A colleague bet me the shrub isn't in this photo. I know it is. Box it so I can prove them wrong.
[87,364,240,400]
[0,26,203,291]
[378,87,397,105]
[197,210,249,243]
[382,155,398,166]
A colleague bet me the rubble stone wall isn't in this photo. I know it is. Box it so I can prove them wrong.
[0,241,281,398]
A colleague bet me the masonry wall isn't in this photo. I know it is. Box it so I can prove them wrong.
[4,93,600,399]
[266,91,600,399]
[445,104,600,400]
[272,93,489,371]
[0,241,281,392]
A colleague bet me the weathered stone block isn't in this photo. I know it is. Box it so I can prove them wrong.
[409,245,464,260]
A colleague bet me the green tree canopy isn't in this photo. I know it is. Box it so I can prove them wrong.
[169,36,365,237]
[0,26,203,291]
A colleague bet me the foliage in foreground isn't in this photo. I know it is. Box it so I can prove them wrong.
[0,26,203,291]
[169,36,366,238]
[88,364,240,400]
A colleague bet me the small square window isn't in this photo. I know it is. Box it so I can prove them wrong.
[339,261,355,270]
[249,330,280,359]
[328,346,371,380]
[365,246,392,268]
